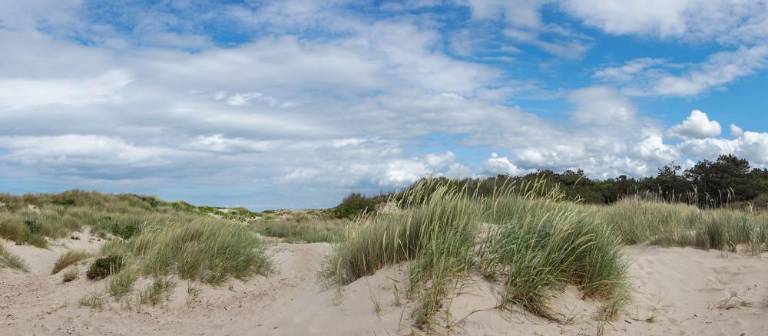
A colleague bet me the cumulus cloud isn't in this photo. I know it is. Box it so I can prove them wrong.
[667,110,722,140]
[485,153,528,175]
[731,124,745,137]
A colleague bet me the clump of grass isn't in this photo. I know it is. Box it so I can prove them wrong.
[79,293,105,310]
[62,267,79,283]
[140,277,176,305]
[109,268,138,297]
[52,249,90,274]
[326,179,629,327]
[481,197,627,317]
[87,255,124,280]
[130,218,271,284]
[0,244,28,272]
[325,182,485,325]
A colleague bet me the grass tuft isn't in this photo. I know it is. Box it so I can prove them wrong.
[62,267,79,283]
[0,244,28,272]
[52,249,90,274]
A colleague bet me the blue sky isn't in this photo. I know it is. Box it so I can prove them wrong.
[1,0,767,209]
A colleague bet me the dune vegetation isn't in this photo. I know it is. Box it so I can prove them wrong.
[324,178,768,328]
[0,190,272,304]
[0,243,27,272]
[2,178,768,327]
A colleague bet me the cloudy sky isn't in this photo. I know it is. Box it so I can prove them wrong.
[1,0,767,209]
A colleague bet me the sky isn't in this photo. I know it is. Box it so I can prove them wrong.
[1,0,768,209]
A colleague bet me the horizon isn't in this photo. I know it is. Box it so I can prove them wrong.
[2,1,768,209]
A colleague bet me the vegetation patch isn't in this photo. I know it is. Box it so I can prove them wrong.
[87,255,125,280]
[0,244,28,272]
[52,249,90,274]
[140,277,175,305]
[129,218,271,284]
[325,179,628,327]
[62,267,79,283]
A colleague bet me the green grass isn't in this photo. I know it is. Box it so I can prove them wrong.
[52,249,90,274]
[0,190,263,247]
[595,197,768,253]
[130,218,271,284]
[325,179,628,327]
[252,219,346,243]
[109,267,138,297]
[481,197,626,317]
[0,244,28,272]
[140,277,175,305]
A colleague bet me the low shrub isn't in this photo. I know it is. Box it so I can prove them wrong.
[87,255,124,280]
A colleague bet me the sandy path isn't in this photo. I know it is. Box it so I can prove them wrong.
[2,239,767,335]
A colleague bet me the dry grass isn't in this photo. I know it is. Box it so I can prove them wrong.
[52,249,90,274]
[0,244,28,272]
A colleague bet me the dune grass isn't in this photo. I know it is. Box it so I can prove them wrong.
[325,179,628,326]
[595,197,768,253]
[52,249,90,274]
[480,196,626,317]
[0,244,28,272]
[251,218,346,243]
[82,217,271,304]
[129,218,271,284]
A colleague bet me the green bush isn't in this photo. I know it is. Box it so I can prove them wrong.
[333,193,380,219]
[87,255,124,280]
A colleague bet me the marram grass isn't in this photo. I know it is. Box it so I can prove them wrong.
[325,179,629,326]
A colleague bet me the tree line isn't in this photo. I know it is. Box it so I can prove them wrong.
[333,154,768,218]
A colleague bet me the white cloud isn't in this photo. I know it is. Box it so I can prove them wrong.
[569,86,636,125]
[485,153,528,175]
[731,124,744,137]
[0,134,178,167]
[668,110,722,140]
[560,0,768,44]
[0,70,132,110]
[594,58,664,82]
[652,46,768,96]
[594,47,768,97]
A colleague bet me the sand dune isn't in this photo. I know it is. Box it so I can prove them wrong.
[1,235,767,335]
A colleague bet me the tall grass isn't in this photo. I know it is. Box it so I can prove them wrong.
[325,179,628,326]
[481,196,626,317]
[127,217,271,285]
[0,244,28,272]
[52,249,91,274]
[251,219,346,243]
[596,197,768,252]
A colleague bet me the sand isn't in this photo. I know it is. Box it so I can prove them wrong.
[1,234,767,336]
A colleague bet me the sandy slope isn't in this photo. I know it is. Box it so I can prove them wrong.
[1,235,767,336]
